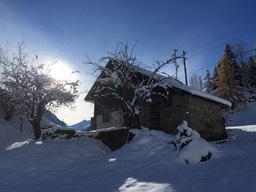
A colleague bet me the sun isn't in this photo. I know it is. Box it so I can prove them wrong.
[48,61,75,81]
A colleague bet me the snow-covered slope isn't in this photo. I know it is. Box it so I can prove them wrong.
[1,103,256,192]
[69,119,90,131]
[43,110,67,127]
[227,103,256,126]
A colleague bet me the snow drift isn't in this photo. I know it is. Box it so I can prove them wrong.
[1,103,256,191]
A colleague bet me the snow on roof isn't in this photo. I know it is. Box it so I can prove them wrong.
[133,64,232,107]
[86,61,231,107]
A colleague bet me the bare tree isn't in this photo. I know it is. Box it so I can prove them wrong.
[85,43,173,128]
[1,43,79,139]
[189,73,202,91]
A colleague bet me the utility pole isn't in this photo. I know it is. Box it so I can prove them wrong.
[182,50,188,85]
[172,49,188,85]
[172,49,179,79]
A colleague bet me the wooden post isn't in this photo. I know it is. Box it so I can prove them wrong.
[182,51,188,85]
[19,117,23,132]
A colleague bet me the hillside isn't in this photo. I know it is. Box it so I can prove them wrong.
[43,110,67,127]
[0,103,256,192]
[69,119,90,131]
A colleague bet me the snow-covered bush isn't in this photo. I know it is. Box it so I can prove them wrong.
[176,120,200,150]
[175,121,217,164]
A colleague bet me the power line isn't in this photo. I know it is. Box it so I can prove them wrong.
[184,47,255,77]
[182,63,216,77]
[170,36,256,82]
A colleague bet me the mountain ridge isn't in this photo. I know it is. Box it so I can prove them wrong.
[69,119,91,131]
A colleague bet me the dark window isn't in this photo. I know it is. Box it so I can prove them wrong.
[103,113,110,122]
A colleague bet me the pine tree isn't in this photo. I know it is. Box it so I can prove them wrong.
[254,43,256,62]
[232,41,251,89]
[203,70,214,94]
[212,66,219,91]
[233,41,249,70]
[217,56,244,107]
[244,56,256,88]
[224,43,242,84]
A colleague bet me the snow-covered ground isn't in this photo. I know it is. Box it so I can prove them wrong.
[1,103,256,192]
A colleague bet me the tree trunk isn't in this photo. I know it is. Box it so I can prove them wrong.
[122,103,142,129]
[30,117,42,140]
[131,114,142,129]
[19,117,23,132]
[29,104,45,140]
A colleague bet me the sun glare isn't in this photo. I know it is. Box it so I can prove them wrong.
[48,61,75,81]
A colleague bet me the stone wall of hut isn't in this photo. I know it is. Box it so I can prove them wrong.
[188,96,226,141]
[140,89,227,141]
[140,89,191,134]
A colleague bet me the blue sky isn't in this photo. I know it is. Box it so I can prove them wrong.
[1,0,256,124]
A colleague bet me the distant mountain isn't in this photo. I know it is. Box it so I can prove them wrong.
[42,110,67,127]
[69,120,91,131]
[42,110,90,131]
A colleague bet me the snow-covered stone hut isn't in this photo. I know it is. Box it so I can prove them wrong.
[85,61,231,141]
